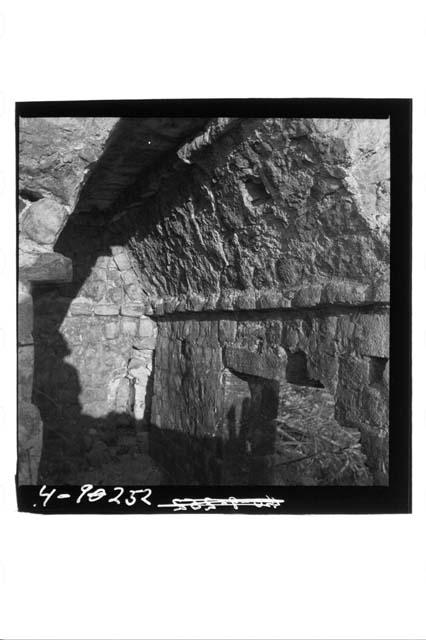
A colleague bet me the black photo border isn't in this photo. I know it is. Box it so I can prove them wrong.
[15,98,412,514]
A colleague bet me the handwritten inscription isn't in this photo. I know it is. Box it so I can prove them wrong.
[157,496,285,512]
[37,484,152,508]
[35,486,284,512]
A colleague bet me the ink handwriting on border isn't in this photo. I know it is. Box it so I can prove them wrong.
[36,486,285,512]
[37,484,152,508]
[157,496,285,512]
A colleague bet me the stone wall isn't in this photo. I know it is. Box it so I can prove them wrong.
[118,118,390,311]
[150,306,388,484]
[117,117,390,484]
[32,230,157,483]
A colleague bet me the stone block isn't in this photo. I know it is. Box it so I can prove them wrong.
[338,355,370,391]
[204,293,220,310]
[292,284,322,307]
[124,283,143,302]
[20,198,68,245]
[95,256,112,269]
[111,245,125,256]
[115,377,131,413]
[217,292,234,310]
[361,386,388,428]
[131,347,152,363]
[358,423,389,483]
[121,303,144,317]
[354,313,389,358]
[121,269,138,285]
[128,357,146,370]
[135,335,156,350]
[370,274,390,303]
[81,278,107,302]
[329,281,366,305]
[310,352,339,393]
[224,346,286,380]
[20,252,73,283]
[256,290,286,309]
[175,297,187,312]
[139,317,155,337]
[265,319,283,346]
[104,321,119,339]
[281,323,301,351]
[105,286,123,305]
[152,298,164,315]
[234,291,256,310]
[91,266,107,281]
[218,319,237,344]
[108,269,122,285]
[121,318,138,336]
[70,298,93,315]
[94,303,120,316]
[188,294,205,312]
[163,297,179,313]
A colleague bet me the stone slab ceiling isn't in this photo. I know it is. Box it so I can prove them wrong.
[74,117,210,217]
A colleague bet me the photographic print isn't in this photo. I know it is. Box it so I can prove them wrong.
[16,100,411,514]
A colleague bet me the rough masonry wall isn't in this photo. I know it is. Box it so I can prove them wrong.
[33,227,157,483]
[121,118,389,311]
[151,307,388,484]
[117,117,390,484]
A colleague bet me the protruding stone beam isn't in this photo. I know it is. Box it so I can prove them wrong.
[20,252,73,284]
[177,118,242,165]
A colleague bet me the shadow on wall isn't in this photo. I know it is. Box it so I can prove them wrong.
[225,370,280,484]
[149,390,275,486]
[29,202,160,484]
[32,283,164,485]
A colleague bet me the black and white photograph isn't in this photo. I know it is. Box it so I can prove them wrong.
[17,109,395,490]
[15,99,411,517]
[1,2,423,639]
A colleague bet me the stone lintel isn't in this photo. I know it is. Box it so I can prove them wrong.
[20,252,73,284]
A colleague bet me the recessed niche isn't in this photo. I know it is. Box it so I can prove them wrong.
[285,350,324,388]
[369,356,388,385]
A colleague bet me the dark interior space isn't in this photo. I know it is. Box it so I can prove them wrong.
[285,350,324,387]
